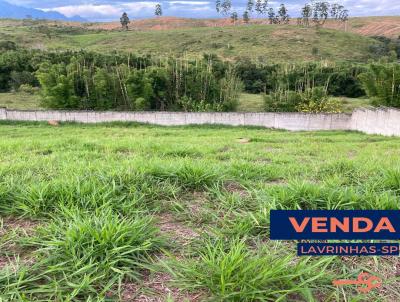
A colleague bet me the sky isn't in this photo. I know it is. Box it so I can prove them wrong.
[10,0,400,22]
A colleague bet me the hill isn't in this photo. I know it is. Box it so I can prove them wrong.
[0,0,85,22]
[81,16,400,38]
[0,18,384,62]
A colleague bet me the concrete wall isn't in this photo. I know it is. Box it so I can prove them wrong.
[350,108,400,136]
[0,107,399,136]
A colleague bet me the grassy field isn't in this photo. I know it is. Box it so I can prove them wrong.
[0,122,399,301]
[238,94,372,113]
[0,92,43,110]
[336,97,372,112]
[0,92,371,113]
[0,19,382,62]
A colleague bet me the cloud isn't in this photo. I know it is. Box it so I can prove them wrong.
[42,2,159,20]
[169,1,210,5]
[43,5,121,18]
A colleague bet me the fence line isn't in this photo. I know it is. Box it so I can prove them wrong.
[0,107,399,136]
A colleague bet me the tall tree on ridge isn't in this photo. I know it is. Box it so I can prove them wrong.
[301,4,312,27]
[278,4,289,24]
[312,1,329,26]
[243,10,250,23]
[267,7,277,24]
[155,4,163,17]
[216,0,221,13]
[120,12,130,30]
[221,0,232,16]
[247,0,254,13]
[255,0,267,16]
[231,11,238,24]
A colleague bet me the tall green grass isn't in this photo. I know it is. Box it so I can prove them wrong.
[0,123,399,300]
[163,237,334,301]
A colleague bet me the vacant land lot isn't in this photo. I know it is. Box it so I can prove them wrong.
[0,122,399,301]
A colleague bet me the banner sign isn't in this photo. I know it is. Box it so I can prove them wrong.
[270,210,400,240]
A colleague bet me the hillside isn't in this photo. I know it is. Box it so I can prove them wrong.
[80,16,400,38]
[0,19,383,62]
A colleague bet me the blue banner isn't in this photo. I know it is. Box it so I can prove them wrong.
[270,210,400,240]
[297,243,400,256]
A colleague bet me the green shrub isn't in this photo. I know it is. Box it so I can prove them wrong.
[359,63,400,108]
[18,84,37,94]
[264,90,302,112]
[164,237,333,301]
[296,87,343,113]
[1,210,164,299]
[264,87,343,113]
[134,97,150,111]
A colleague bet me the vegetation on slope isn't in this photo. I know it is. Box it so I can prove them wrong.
[0,19,384,62]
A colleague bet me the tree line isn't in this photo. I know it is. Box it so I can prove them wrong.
[1,45,399,111]
[214,0,348,26]
[118,1,347,29]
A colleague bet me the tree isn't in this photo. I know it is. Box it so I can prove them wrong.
[339,9,349,23]
[216,0,221,13]
[262,0,269,15]
[230,11,238,24]
[330,3,343,20]
[278,4,289,24]
[243,10,250,23]
[300,4,312,27]
[359,63,400,108]
[220,0,232,16]
[298,2,349,28]
[120,12,130,30]
[267,7,278,24]
[312,1,329,26]
[255,0,267,15]
[246,0,254,13]
[155,4,163,16]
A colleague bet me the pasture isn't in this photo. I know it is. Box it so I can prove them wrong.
[0,19,383,62]
[0,122,399,301]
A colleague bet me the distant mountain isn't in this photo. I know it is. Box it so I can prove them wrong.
[0,0,86,22]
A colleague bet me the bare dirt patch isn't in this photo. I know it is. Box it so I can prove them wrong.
[237,138,251,144]
[340,256,400,301]
[157,213,199,246]
[48,120,59,126]
[266,179,288,186]
[224,181,249,197]
[121,271,204,302]
[347,150,358,159]
[0,217,40,236]
[218,146,231,153]
[0,217,40,270]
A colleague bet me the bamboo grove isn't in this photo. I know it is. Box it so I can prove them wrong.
[36,55,242,111]
[1,46,400,112]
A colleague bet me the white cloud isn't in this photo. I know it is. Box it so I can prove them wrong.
[43,5,121,18]
[121,2,159,12]
[42,2,159,20]
[168,1,210,5]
